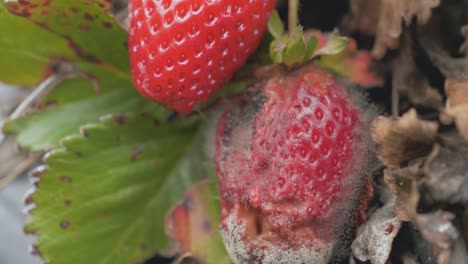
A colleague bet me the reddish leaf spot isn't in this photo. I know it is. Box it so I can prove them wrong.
[78,23,91,31]
[60,220,70,230]
[25,195,34,205]
[64,200,72,206]
[70,7,78,13]
[36,21,51,30]
[140,244,147,251]
[59,11,68,18]
[153,119,160,127]
[31,245,43,257]
[40,100,57,108]
[82,129,89,138]
[101,211,110,218]
[113,115,128,124]
[31,169,43,177]
[84,12,94,21]
[102,21,113,29]
[41,0,52,7]
[131,146,143,161]
[59,176,72,183]
[66,38,101,63]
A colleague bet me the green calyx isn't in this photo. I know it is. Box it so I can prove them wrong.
[267,10,348,68]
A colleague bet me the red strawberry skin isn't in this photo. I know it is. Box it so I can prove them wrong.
[215,65,374,263]
[129,0,276,114]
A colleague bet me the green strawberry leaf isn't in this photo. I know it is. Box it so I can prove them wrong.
[313,31,348,57]
[304,36,318,60]
[1,1,146,152]
[167,181,231,264]
[267,10,285,40]
[269,39,285,64]
[3,65,161,152]
[24,113,216,264]
[283,26,306,67]
[0,3,77,86]
[6,0,129,76]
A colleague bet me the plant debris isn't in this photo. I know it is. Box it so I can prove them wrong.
[371,109,439,167]
[351,196,402,264]
[344,0,440,58]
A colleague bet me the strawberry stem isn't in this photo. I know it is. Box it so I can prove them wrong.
[288,0,299,34]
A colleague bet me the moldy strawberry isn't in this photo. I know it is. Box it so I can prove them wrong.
[214,6,378,261]
[215,64,375,263]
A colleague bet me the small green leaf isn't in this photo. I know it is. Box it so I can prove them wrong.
[24,113,215,264]
[269,39,285,64]
[267,10,285,40]
[3,65,162,152]
[313,31,348,57]
[283,26,306,67]
[167,181,230,264]
[304,36,318,59]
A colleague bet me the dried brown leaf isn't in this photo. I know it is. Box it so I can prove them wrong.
[417,30,468,79]
[372,109,439,167]
[384,163,424,221]
[393,34,443,109]
[351,197,402,264]
[345,0,440,59]
[443,78,468,141]
[422,142,468,205]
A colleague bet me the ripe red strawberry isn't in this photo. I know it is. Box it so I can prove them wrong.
[128,0,276,114]
[215,64,374,263]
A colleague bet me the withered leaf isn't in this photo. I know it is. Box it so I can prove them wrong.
[384,162,424,221]
[372,109,439,167]
[443,78,468,141]
[345,0,440,58]
[351,197,402,264]
[165,181,229,264]
[422,142,468,205]
[393,33,442,109]
[417,30,468,79]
